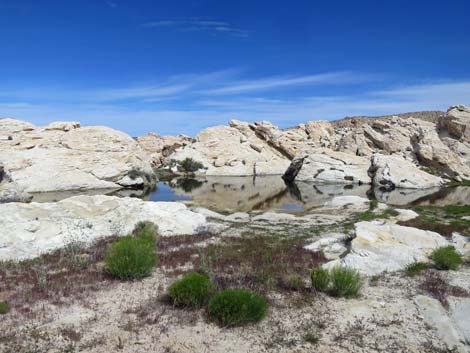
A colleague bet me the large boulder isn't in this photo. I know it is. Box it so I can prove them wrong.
[0,195,207,261]
[0,163,32,203]
[368,154,444,189]
[168,125,290,176]
[0,119,157,193]
[283,149,371,184]
[327,221,449,275]
[442,105,470,142]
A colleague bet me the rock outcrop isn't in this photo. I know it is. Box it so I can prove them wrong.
[325,221,449,275]
[136,133,194,168]
[0,119,157,193]
[443,105,470,142]
[368,154,444,189]
[167,125,290,176]
[283,149,371,184]
[0,163,32,203]
[156,104,469,186]
[0,195,207,261]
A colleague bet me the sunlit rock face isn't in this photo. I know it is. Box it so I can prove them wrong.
[167,125,290,176]
[0,119,157,193]
[136,133,194,168]
[0,195,206,261]
[324,221,449,275]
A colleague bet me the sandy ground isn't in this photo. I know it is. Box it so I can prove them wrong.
[2,257,465,353]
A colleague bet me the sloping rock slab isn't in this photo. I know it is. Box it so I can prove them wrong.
[329,221,448,275]
[415,295,467,352]
[0,195,206,261]
[369,154,443,189]
[284,149,370,184]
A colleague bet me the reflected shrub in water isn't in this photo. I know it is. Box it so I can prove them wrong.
[176,178,204,192]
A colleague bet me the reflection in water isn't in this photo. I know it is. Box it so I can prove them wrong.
[157,177,470,213]
[30,175,470,213]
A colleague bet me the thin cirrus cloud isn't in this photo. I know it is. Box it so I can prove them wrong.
[1,70,469,135]
[142,19,249,37]
[104,1,117,8]
[200,71,375,95]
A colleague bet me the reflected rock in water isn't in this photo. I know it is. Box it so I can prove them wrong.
[374,187,442,206]
[169,175,288,212]
[373,186,470,206]
[292,182,371,210]
[167,175,374,213]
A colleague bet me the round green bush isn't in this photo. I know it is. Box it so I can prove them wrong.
[105,235,157,280]
[310,267,330,292]
[329,266,362,298]
[431,246,463,270]
[168,272,214,308]
[208,289,268,327]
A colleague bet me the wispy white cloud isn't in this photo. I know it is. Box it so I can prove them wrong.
[1,71,469,135]
[104,1,117,8]
[200,72,371,95]
[142,19,249,37]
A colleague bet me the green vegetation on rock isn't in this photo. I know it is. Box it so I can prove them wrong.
[431,246,463,271]
[177,158,204,174]
[405,262,429,277]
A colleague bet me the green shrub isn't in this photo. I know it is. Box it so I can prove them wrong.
[431,246,463,271]
[286,275,306,291]
[310,267,330,292]
[132,221,159,244]
[104,233,157,280]
[405,262,429,277]
[303,331,320,344]
[0,301,9,315]
[208,289,268,327]
[168,272,214,308]
[178,158,204,174]
[329,267,362,298]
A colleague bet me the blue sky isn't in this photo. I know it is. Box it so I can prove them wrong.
[0,0,469,136]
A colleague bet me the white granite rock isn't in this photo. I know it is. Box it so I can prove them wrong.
[331,221,449,275]
[0,195,207,261]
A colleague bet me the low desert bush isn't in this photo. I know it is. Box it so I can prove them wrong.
[104,225,157,279]
[310,267,330,292]
[132,221,159,243]
[0,301,9,314]
[208,289,268,327]
[431,246,463,271]
[405,262,429,277]
[303,331,321,344]
[329,266,362,298]
[168,272,214,308]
